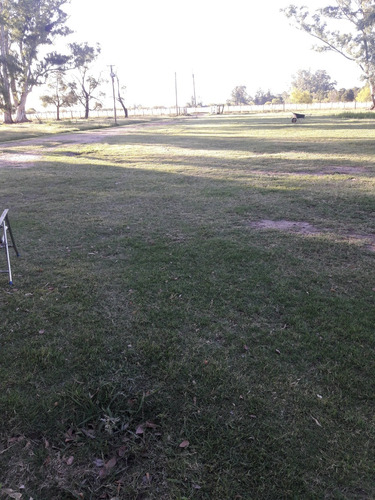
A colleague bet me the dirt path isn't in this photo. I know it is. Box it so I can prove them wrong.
[0,119,181,168]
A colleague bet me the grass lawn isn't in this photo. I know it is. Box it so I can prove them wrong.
[0,113,374,499]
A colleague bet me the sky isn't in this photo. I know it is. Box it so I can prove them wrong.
[50,0,364,108]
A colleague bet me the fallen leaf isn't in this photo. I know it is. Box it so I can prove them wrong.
[275,349,281,355]
[105,457,117,469]
[142,472,152,484]
[135,424,144,435]
[66,455,74,466]
[243,345,249,351]
[117,445,127,457]
[193,484,201,490]
[2,489,22,499]
[81,428,96,439]
[94,458,104,467]
[97,456,117,480]
[311,416,322,427]
[98,467,107,479]
[179,440,190,448]
[145,421,158,429]
[64,428,77,442]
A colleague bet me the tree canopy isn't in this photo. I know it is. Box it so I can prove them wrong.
[68,42,104,119]
[229,86,251,105]
[0,0,71,123]
[291,69,336,101]
[282,0,375,107]
[40,70,77,120]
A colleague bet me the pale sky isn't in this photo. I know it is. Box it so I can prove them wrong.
[53,0,364,108]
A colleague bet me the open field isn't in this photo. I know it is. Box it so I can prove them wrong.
[0,113,374,499]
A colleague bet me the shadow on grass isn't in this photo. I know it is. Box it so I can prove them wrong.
[0,117,374,498]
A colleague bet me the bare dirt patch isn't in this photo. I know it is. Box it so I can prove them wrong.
[250,219,375,252]
[314,166,367,176]
[250,219,320,234]
[0,152,41,169]
[0,119,181,168]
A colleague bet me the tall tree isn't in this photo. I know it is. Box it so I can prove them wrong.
[230,85,251,105]
[0,0,71,123]
[282,1,375,108]
[40,70,77,120]
[115,75,128,118]
[292,69,336,101]
[290,88,313,104]
[0,0,14,122]
[254,89,276,105]
[68,42,104,119]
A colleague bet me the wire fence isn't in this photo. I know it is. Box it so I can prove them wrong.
[27,100,372,121]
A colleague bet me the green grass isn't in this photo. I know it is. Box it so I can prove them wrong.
[0,113,374,499]
[0,116,153,142]
[337,111,375,119]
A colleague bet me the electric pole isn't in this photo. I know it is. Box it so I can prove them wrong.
[175,72,178,116]
[109,65,118,125]
[192,73,197,107]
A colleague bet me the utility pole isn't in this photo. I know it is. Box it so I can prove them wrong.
[109,65,118,125]
[175,72,179,116]
[192,73,197,107]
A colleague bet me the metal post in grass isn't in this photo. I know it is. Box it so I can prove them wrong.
[192,72,197,107]
[175,72,179,116]
[0,209,20,285]
[109,65,118,125]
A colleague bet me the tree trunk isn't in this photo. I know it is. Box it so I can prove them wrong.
[56,103,60,120]
[15,92,30,122]
[117,96,128,118]
[370,92,375,110]
[369,81,375,110]
[0,9,13,124]
[3,110,13,123]
[84,95,89,119]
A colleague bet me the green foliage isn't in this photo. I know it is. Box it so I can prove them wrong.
[254,88,276,105]
[282,1,375,105]
[68,42,104,119]
[0,0,72,122]
[290,87,313,103]
[229,85,251,105]
[292,69,336,101]
[337,111,375,119]
[40,71,77,120]
[356,85,372,102]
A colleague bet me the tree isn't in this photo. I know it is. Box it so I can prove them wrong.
[230,86,251,105]
[341,88,355,101]
[254,89,276,105]
[0,0,71,123]
[40,71,77,120]
[356,85,371,102]
[282,1,375,108]
[115,75,128,118]
[0,1,14,122]
[68,42,104,119]
[291,69,336,101]
[290,88,313,104]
